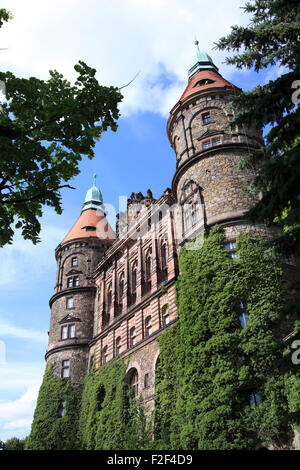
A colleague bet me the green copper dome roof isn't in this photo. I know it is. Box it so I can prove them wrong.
[81,174,104,212]
[188,41,219,80]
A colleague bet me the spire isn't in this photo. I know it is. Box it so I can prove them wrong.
[81,175,103,213]
[188,41,219,80]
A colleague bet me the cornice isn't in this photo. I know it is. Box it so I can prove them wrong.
[172,143,260,197]
[49,285,96,308]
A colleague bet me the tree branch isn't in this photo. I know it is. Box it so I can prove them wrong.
[118,71,140,91]
[0,184,75,204]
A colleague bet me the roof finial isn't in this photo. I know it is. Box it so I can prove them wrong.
[93,173,96,187]
[194,37,200,51]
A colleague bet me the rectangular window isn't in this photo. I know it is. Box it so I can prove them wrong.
[74,276,79,287]
[66,297,74,309]
[61,324,75,339]
[145,318,152,337]
[144,373,150,389]
[61,325,68,340]
[69,324,75,338]
[58,400,66,417]
[250,391,262,408]
[67,277,73,288]
[225,241,238,260]
[202,112,211,124]
[184,205,192,231]
[71,257,78,267]
[239,313,249,328]
[62,360,70,378]
[202,140,211,150]
[163,314,170,326]
[212,137,221,146]
[225,242,236,251]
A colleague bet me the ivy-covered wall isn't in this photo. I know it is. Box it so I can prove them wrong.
[78,359,151,450]
[26,226,300,450]
[25,365,82,450]
[26,359,151,450]
[154,226,300,450]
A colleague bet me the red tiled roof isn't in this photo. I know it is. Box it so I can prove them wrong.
[179,69,238,103]
[61,209,115,244]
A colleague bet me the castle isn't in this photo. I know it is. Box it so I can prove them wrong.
[45,46,273,412]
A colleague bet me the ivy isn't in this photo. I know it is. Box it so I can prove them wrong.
[25,365,81,450]
[154,324,181,449]
[78,358,151,450]
[26,226,300,450]
[154,225,300,449]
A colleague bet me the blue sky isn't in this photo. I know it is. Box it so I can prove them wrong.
[0,0,282,441]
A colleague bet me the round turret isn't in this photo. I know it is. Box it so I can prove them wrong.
[167,48,263,232]
[46,179,115,381]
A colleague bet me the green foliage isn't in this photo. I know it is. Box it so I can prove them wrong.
[0,8,12,27]
[216,0,300,254]
[28,359,152,450]
[1,437,25,450]
[154,226,300,449]
[79,359,152,450]
[154,324,181,449]
[27,228,300,450]
[25,365,82,450]
[0,16,122,247]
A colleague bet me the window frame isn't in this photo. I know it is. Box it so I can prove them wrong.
[202,112,211,125]
[145,316,152,338]
[130,327,137,347]
[66,296,74,309]
[61,359,70,378]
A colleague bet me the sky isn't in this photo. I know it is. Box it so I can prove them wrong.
[0,0,281,442]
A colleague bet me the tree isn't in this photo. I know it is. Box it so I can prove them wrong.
[216,0,300,254]
[1,437,25,450]
[0,9,122,247]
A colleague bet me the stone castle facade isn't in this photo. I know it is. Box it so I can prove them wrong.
[46,48,275,411]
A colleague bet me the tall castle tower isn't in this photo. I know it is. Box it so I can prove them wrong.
[167,43,266,245]
[46,177,115,381]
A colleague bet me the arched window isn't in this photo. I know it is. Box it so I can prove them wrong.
[250,391,262,407]
[130,327,136,347]
[146,251,152,281]
[102,345,108,364]
[162,305,170,326]
[119,273,124,300]
[107,284,112,308]
[115,336,121,356]
[117,273,124,316]
[130,261,137,305]
[145,316,152,337]
[132,262,137,294]
[161,244,168,269]
[58,401,66,417]
[181,180,202,234]
[144,249,152,294]
[130,370,139,397]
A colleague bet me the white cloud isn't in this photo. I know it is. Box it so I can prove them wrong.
[0,0,249,116]
[0,316,48,343]
[0,385,39,420]
[0,222,65,288]
[0,362,44,392]
[3,418,33,430]
[0,384,40,441]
